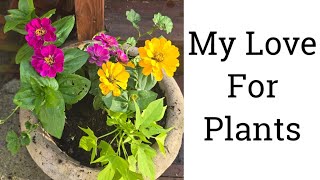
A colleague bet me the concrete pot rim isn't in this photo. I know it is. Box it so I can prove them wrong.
[19,73,184,179]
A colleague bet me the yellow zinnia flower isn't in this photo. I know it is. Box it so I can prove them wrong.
[138,37,180,81]
[97,62,130,96]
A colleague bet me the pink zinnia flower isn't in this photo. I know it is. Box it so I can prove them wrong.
[93,33,118,48]
[87,44,110,66]
[116,49,129,63]
[25,18,57,48]
[31,45,64,78]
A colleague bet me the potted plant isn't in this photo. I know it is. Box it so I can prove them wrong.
[1,1,183,179]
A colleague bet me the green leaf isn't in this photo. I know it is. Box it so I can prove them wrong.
[134,67,157,90]
[126,37,137,47]
[20,59,59,90]
[98,164,115,180]
[99,140,116,156]
[53,16,75,47]
[137,144,157,180]
[126,9,141,29]
[79,126,98,162]
[134,101,142,130]
[128,155,137,172]
[6,130,21,156]
[141,123,171,138]
[20,132,31,146]
[62,48,89,74]
[155,133,167,155]
[15,44,33,64]
[153,13,173,34]
[41,9,56,18]
[13,86,36,110]
[140,98,166,128]
[25,121,39,131]
[18,0,35,14]
[128,90,157,112]
[57,74,91,105]
[102,92,129,113]
[38,88,65,138]
[93,95,103,110]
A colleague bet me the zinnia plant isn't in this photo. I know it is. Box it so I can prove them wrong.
[2,2,179,180]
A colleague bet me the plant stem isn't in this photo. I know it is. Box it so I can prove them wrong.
[0,106,19,125]
[110,131,121,145]
[98,128,118,139]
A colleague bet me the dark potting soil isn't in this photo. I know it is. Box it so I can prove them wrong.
[53,85,166,168]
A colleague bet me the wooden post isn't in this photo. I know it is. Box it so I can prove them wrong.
[75,0,104,41]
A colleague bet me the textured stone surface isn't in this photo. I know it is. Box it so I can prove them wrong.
[0,79,50,180]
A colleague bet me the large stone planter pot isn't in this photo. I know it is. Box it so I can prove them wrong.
[19,72,184,179]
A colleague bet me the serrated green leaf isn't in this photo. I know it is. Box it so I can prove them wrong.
[155,133,167,155]
[61,48,89,74]
[15,44,33,64]
[6,130,21,156]
[41,9,56,18]
[126,37,137,47]
[38,88,65,138]
[57,74,91,105]
[137,144,157,180]
[98,163,115,180]
[153,13,173,34]
[20,132,31,146]
[53,16,75,46]
[126,9,141,29]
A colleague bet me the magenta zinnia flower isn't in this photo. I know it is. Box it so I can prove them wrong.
[93,33,118,48]
[116,49,129,63]
[25,18,57,48]
[31,45,64,78]
[87,44,110,66]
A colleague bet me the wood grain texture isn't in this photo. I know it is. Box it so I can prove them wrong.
[75,0,105,41]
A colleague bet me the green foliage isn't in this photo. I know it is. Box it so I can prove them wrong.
[128,90,157,111]
[20,60,59,90]
[41,9,56,18]
[153,13,173,34]
[18,0,35,14]
[15,44,33,64]
[79,127,98,162]
[57,74,91,105]
[38,88,65,139]
[6,130,20,156]
[102,92,129,113]
[126,9,141,29]
[128,67,157,91]
[135,98,166,129]
[52,16,75,47]
[80,98,170,180]
[125,37,137,47]
[136,143,157,180]
[4,0,35,34]
[62,48,89,74]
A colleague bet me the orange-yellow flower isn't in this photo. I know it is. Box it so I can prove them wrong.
[97,62,130,96]
[138,37,180,81]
